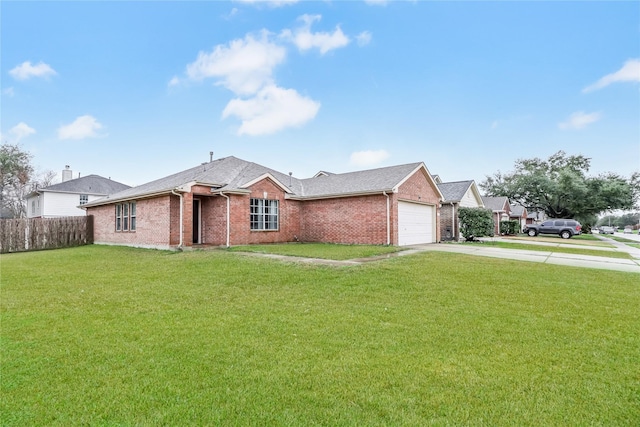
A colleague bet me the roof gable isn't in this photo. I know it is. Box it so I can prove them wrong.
[481,196,510,211]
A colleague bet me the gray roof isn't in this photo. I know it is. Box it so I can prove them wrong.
[437,180,474,202]
[481,196,509,211]
[84,156,435,207]
[510,204,526,217]
[34,175,130,196]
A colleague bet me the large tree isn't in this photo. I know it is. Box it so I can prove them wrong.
[480,151,635,226]
[0,143,34,218]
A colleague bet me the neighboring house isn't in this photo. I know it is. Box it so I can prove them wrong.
[526,210,547,225]
[436,179,484,241]
[481,196,511,235]
[82,156,444,249]
[26,167,130,218]
[509,204,528,232]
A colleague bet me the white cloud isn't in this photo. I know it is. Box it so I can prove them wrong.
[9,61,57,81]
[168,76,181,87]
[349,149,390,167]
[558,111,602,130]
[3,87,15,97]
[185,32,286,95]
[222,85,320,136]
[356,31,372,47]
[58,115,105,140]
[281,14,350,55]
[234,0,298,7]
[2,122,36,144]
[364,0,389,5]
[583,58,640,93]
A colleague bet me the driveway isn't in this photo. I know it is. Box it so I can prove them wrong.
[407,237,640,274]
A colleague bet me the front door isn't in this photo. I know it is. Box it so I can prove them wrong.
[192,199,201,244]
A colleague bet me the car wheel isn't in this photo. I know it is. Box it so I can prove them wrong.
[560,230,571,239]
[528,229,537,237]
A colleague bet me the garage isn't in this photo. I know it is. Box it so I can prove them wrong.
[398,201,434,246]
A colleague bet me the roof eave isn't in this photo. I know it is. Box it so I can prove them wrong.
[286,189,395,201]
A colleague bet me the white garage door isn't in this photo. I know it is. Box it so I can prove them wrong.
[398,201,434,246]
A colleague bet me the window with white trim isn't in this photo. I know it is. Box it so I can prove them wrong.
[115,202,136,232]
[79,194,88,205]
[250,198,279,230]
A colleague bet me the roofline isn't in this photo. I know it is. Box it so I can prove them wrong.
[210,189,251,196]
[82,189,178,208]
[286,189,396,201]
[240,173,293,194]
[27,189,111,197]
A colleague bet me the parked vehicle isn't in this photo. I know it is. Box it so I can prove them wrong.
[624,226,633,234]
[600,226,615,235]
[524,219,582,239]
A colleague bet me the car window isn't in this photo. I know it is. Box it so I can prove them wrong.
[567,221,576,226]
[554,221,564,226]
[542,221,553,226]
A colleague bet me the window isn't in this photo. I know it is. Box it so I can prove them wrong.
[116,204,122,231]
[115,202,136,232]
[250,198,278,230]
[79,194,88,205]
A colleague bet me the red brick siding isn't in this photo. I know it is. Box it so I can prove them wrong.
[299,194,389,245]
[440,203,457,241]
[225,179,301,245]
[87,196,173,247]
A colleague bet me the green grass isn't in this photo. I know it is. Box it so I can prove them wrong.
[227,242,403,260]
[472,241,633,259]
[2,246,639,426]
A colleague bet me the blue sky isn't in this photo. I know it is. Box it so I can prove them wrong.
[2,1,639,187]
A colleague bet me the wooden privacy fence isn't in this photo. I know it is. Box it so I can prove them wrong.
[0,216,94,254]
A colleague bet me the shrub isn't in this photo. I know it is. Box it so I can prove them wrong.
[500,220,520,235]
[459,207,494,241]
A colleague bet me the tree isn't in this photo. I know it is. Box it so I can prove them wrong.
[0,143,34,218]
[458,207,494,241]
[480,151,635,228]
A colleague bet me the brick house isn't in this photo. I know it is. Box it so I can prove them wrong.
[82,156,444,249]
[509,204,528,232]
[481,196,511,235]
[436,179,484,241]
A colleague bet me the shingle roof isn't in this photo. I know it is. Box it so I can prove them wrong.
[510,204,526,217]
[437,180,474,202]
[84,156,436,206]
[36,175,130,195]
[481,196,509,211]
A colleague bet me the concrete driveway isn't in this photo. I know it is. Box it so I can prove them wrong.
[407,236,640,274]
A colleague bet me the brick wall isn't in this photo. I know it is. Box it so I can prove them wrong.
[440,203,456,240]
[299,194,388,245]
[88,196,173,248]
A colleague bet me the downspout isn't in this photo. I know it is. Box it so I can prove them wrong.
[171,188,184,248]
[220,192,230,247]
[383,191,390,245]
[453,202,457,241]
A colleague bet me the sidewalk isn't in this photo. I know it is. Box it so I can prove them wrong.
[406,237,640,274]
[236,239,640,273]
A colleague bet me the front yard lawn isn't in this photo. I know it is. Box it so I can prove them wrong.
[2,246,639,425]
[227,242,403,260]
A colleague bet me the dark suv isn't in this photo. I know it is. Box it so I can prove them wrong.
[524,219,582,239]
